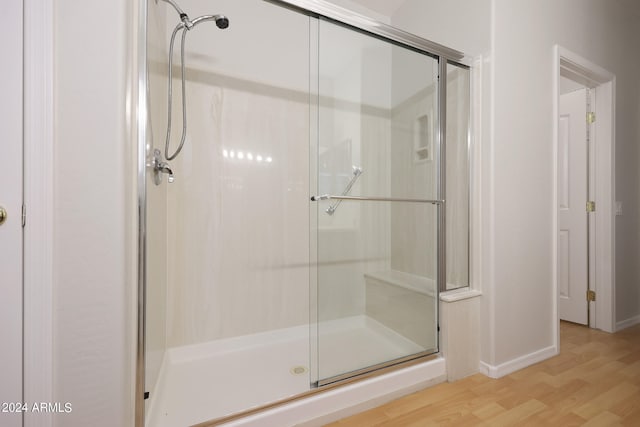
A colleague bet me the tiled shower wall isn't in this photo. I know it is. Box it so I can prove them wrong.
[164,0,311,347]
[154,0,468,352]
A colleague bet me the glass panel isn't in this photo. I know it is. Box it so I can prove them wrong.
[144,0,169,415]
[314,19,439,385]
[445,63,470,290]
[144,0,312,423]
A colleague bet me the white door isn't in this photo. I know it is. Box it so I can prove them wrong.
[0,0,24,425]
[558,88,588,325]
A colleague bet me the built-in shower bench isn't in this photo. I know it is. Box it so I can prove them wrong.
[364,270,436,351]
[364,269,481,382]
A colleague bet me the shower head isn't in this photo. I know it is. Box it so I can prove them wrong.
[216,16,229,29]
[159,0,230,31]
[191,14,230,30]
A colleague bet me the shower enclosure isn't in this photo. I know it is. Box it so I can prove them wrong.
[137,0,470,426]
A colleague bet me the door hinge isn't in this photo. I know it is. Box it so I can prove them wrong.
[587,112,596,124]
[587,290,596,302]
[586,201,596,212]
[21,204,26,228]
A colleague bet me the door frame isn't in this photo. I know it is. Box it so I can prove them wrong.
[552,45,615,342]
[0,1,24,423]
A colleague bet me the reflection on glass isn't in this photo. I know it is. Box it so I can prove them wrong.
[445,63,470,291]
[315,18,439,385]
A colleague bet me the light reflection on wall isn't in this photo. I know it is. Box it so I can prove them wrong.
[222,148,273,163]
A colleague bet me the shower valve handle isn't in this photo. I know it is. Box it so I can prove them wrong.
[151,148,175,185]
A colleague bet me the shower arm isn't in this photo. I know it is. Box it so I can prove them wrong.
[158,0,229,30]
[159,0,185,16]
[158,0,194,29]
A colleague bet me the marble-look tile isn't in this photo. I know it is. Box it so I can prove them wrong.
[440,295,480,381]
[390,85,438,279]
[167,83,310,346]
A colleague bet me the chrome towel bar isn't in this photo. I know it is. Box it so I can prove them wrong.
[311,195,444,205]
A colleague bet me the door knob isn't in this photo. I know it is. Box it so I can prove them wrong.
[0,206,6,225]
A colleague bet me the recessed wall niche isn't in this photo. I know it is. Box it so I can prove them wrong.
[413,113,432,162]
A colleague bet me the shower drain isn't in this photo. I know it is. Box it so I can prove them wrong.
[290,365,308,375]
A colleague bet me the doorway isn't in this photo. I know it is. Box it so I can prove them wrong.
[557,85,592,325]
[554,46,615,337]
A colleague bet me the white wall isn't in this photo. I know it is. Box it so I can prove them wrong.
[53,0,134,426]
[393,0,640,370]
[491,0,640,363]
[326,0,392,24]
[392,0,491,58]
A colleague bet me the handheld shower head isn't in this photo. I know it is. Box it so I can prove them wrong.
[216,16,229,29]
[161,0,230,162]
[191,14,230,29]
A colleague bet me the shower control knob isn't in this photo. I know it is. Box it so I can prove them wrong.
[0,206,7,225]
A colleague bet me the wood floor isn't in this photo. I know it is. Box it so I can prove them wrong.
[327,321,640,426]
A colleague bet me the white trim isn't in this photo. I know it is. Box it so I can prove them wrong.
[593,80,616,333]
[551,46,560,352]
[486,0,497,367]
[552,45,616,338]
[616,315,640,332]
[478,345,557,379]
[223,358,446,427]
[23,0,55,425]
[439,288,482,302]
[470,55,483,296]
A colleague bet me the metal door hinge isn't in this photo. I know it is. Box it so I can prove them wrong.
[586,201,596,212]
[22,204,26,228]
[587,290,596,302]
[587,112,596,124]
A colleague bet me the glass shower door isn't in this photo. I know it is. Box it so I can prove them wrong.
[312,18,440,386]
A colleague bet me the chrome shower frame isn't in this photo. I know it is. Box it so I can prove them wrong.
[136,0,470,425]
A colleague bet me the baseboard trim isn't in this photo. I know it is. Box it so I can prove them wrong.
[616,315,640,332]
[479,345,557,379]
